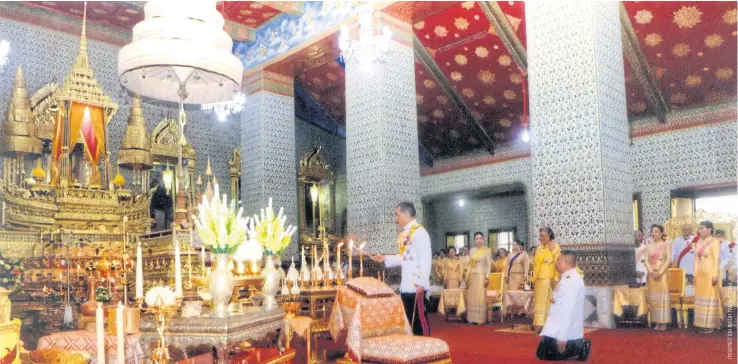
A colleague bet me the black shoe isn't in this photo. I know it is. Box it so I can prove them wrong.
[578,339,591,361]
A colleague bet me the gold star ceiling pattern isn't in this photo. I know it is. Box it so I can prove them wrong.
[24,1,290,34]
[623,2,737,118]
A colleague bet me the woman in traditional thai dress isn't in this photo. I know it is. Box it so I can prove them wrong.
[694,220,723,333]
[444,248,462,289]
[493,248,508,273]
[431,251,445,285]
[532,227,560,331]
[644,224,671,331]
[465,232,493,325]
[506,240,530,291]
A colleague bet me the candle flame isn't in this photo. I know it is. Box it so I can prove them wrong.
[337,242,344,248]
[359,242,366,250]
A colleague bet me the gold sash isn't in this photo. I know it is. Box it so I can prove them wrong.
[465,248,489,281]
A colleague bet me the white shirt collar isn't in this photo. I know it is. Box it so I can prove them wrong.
[403,219,417,231]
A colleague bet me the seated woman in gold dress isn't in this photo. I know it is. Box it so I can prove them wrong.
[644,224,671,331]
[444,248,462,289]
[493,248,508,274]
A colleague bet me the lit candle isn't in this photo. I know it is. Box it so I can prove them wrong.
[174,238,182,298]
[336,242,343,274]
[359,242,366,277]
[96,302,106,364]
[116,302,125,364]
[348,240,353,280]
[135,241,143,300]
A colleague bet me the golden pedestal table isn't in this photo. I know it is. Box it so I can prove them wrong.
[297,288,337,321]
[139,307,285,364]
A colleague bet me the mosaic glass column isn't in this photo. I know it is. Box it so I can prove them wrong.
[345,15,420,254]
[241,70,298,258]
[527,2,633,287]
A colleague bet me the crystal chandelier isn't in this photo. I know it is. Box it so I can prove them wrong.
[338,2,391,66]
[0,40,9,72]
[201,92,246,122]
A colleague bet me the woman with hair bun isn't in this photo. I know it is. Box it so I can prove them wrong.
[533,227,561,331]
[694,220,722,333]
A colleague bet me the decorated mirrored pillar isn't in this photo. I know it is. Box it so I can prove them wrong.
[240,70,298,258]
[345,14,421,254]
[527,2,633,327]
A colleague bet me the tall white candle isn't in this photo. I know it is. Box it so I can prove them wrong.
[96,302,106,364]
[135,241,143,300]
[116,302,125,364]
[174,238,183,298]
[348,240,353,280]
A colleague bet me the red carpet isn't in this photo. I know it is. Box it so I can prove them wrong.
[296,314,736,363]
[430,315,736,364]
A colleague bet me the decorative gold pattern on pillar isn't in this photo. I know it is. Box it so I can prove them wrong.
[229,149,241,201]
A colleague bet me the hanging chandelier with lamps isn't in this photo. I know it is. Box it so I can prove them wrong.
[118,0,243,193]
[338,2,392,66]
[0,40,9,73]
[201,92,246,122]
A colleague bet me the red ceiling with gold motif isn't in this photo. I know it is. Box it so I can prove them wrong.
[221,1,281,28]
[18,1,738,160]
[623,2,737,117]
[23,1,144,30]
[23,1,289,31]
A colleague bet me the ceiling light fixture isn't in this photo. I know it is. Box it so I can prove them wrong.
[338,2,392,67]
[521,128,530,143]
[457,199,465,208]
[0,40,9,72]
[201,92,246,122]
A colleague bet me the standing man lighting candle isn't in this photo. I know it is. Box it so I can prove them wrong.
[372,202,432,336]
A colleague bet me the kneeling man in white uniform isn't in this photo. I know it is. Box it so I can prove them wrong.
[536,250,591,361]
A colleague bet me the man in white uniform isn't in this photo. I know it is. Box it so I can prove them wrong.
[671,224,696,293]
[372,202,432,336]
[717,229,737,284]
[634,230,647,285]
[536,251,590,361]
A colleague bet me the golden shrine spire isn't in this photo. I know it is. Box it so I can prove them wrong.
[56,1,118,113]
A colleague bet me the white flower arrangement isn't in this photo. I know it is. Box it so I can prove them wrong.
[248,197,297,255]
[145,286,177,307]
[194,184,248,254]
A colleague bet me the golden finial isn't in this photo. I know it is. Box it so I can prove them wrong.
[212,175,218,186]
[80,1,88,64]
[205,157,213,177]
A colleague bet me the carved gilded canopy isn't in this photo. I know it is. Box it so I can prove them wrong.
[150,115,196,163]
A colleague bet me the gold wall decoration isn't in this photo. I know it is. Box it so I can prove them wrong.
[229,148,241,202]
[298,146,339,250]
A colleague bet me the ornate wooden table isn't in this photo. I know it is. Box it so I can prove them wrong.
[139,307,285,364]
